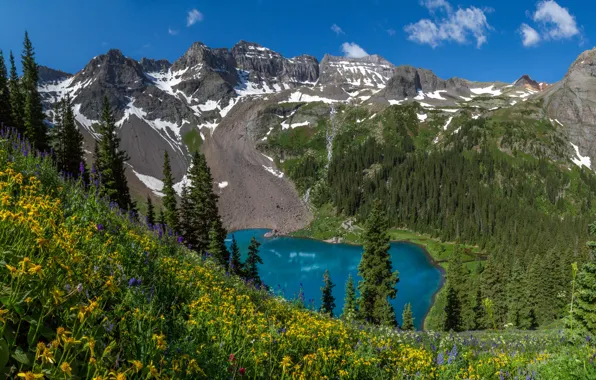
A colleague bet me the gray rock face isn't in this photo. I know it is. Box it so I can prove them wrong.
[542,48,596,166]
[319,54,394,88]
[139,58,171,73]
[38,66,71,83]
[231,41,319,89]
[382,65,471,100]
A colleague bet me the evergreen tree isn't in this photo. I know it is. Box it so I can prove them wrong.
[228,235,243,276]
[444,284,462,332]
[184,151,227,256]
[94,96,134,211]
[528,308,539,330]
[401,303,415,331]
[244,237,263,287]
[21,32,47,150]
[161,151,178,232]
[178,185,193,246]
[0,50,11,127]
[207,220,227,266]
[342,274,358,322]
[507,259,527,328]
[568,224,596,337]
[472,289,486,330]
[357,201,399,326]
[158,209,165,228]
[319,270,336,317]
[8,51,23,133]
[146,196,155,226]
[51,95,84,176]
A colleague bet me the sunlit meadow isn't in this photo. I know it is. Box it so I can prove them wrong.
[1,127,595,379]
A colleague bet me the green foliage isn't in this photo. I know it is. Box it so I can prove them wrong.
[358,201,399,326]
[444,285,462,332]
[181,128,202,153]
[161,151,178,232]
[228,235,243,276]
[0,50,11,127]
[21,32,47,151]
[146,196,155,226]
[94,96,134,211]
[50,94,84,176]
[568,224,596,339]
[342,273,358,322]
[8,51,23,133]
[401,303,415,331]
[244,237,263,287]
[319,269,336,317]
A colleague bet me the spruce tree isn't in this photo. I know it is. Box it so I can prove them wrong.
[342,274,358,322]
[207,220,228,266]
[444,284,462,332]
[158,208,165,228]
[161,151,178,232]
[0,50,11,127]
[229,235,243,276]
[21,32,47,151]
[506,259,527,328]
[184,151,227,256]
[52,94,84,176]
[8,51,23,133]
[94,96,134,210]
[244,237,263,287]
[179,185,193,245]
[357,201,399,326]
[146,196,155,226]
[319,270,336,317]
[401,303,415,331]
[472,289,486,330]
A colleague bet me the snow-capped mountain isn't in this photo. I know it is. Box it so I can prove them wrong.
[37,40,552,232]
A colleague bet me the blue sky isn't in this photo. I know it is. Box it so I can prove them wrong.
[0,0,591,83]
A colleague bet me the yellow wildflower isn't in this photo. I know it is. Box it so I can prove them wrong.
[17,372,44,380]
[60,361,72,375]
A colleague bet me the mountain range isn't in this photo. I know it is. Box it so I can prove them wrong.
[37,40,595,232]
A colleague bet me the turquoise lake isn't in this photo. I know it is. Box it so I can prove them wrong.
[228,229,443,329]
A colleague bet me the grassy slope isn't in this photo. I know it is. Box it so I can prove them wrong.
[3,123,596,378]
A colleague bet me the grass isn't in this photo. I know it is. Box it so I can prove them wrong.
[182,129,202,153]
[2,128,596,379]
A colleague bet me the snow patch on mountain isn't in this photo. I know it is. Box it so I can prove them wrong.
[470,86,502,96]
[262,165,284,178]
[571,143,592,169]
[132,169,165,197]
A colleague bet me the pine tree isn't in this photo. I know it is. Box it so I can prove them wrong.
[244,237,263,287]
[401,303,415,330]
[472,289,486,330]
[52,94,84,176]
[161,151,178,232]
[342,274,358,321]
[319,270,336,317]
[228,235,243,276]
[0,50,11,127]
[21,32,47,151]
[357,200,399,326]
[158,208,165,228]
[528,308,539,330]
[146,196,155,226]
[94,96,134,210]
[8,51,23,133]
[178,185,193,245]
[444,284,462,332]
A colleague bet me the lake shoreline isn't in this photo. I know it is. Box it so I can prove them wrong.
[229,228,446,330]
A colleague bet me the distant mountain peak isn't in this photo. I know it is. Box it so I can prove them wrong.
[513,74,546,91]
[38,65,72,83]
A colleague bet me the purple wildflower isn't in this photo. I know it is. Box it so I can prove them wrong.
[79,161,85,174]
[436,352,444,366]
[96,223,104,231]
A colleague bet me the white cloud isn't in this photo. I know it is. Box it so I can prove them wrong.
[404,2,491,48]
[331,24,344,35]
[387,28,396,36]
[533,0,579,40]
[421,0,451,13]
[186,9,204,27]
[341,42,369,58]
[168,28,179,36]
[520,23,541,46]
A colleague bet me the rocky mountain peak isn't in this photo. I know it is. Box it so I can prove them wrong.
[566,47,596,78]
[513,74,545,91]
[139,58,171,73]
[38,65,71,83]
[319,54,395,88]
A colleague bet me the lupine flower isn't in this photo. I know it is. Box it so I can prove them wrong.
[79,161,85,175]
[436,352,444,365]
[96,223,104,231]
